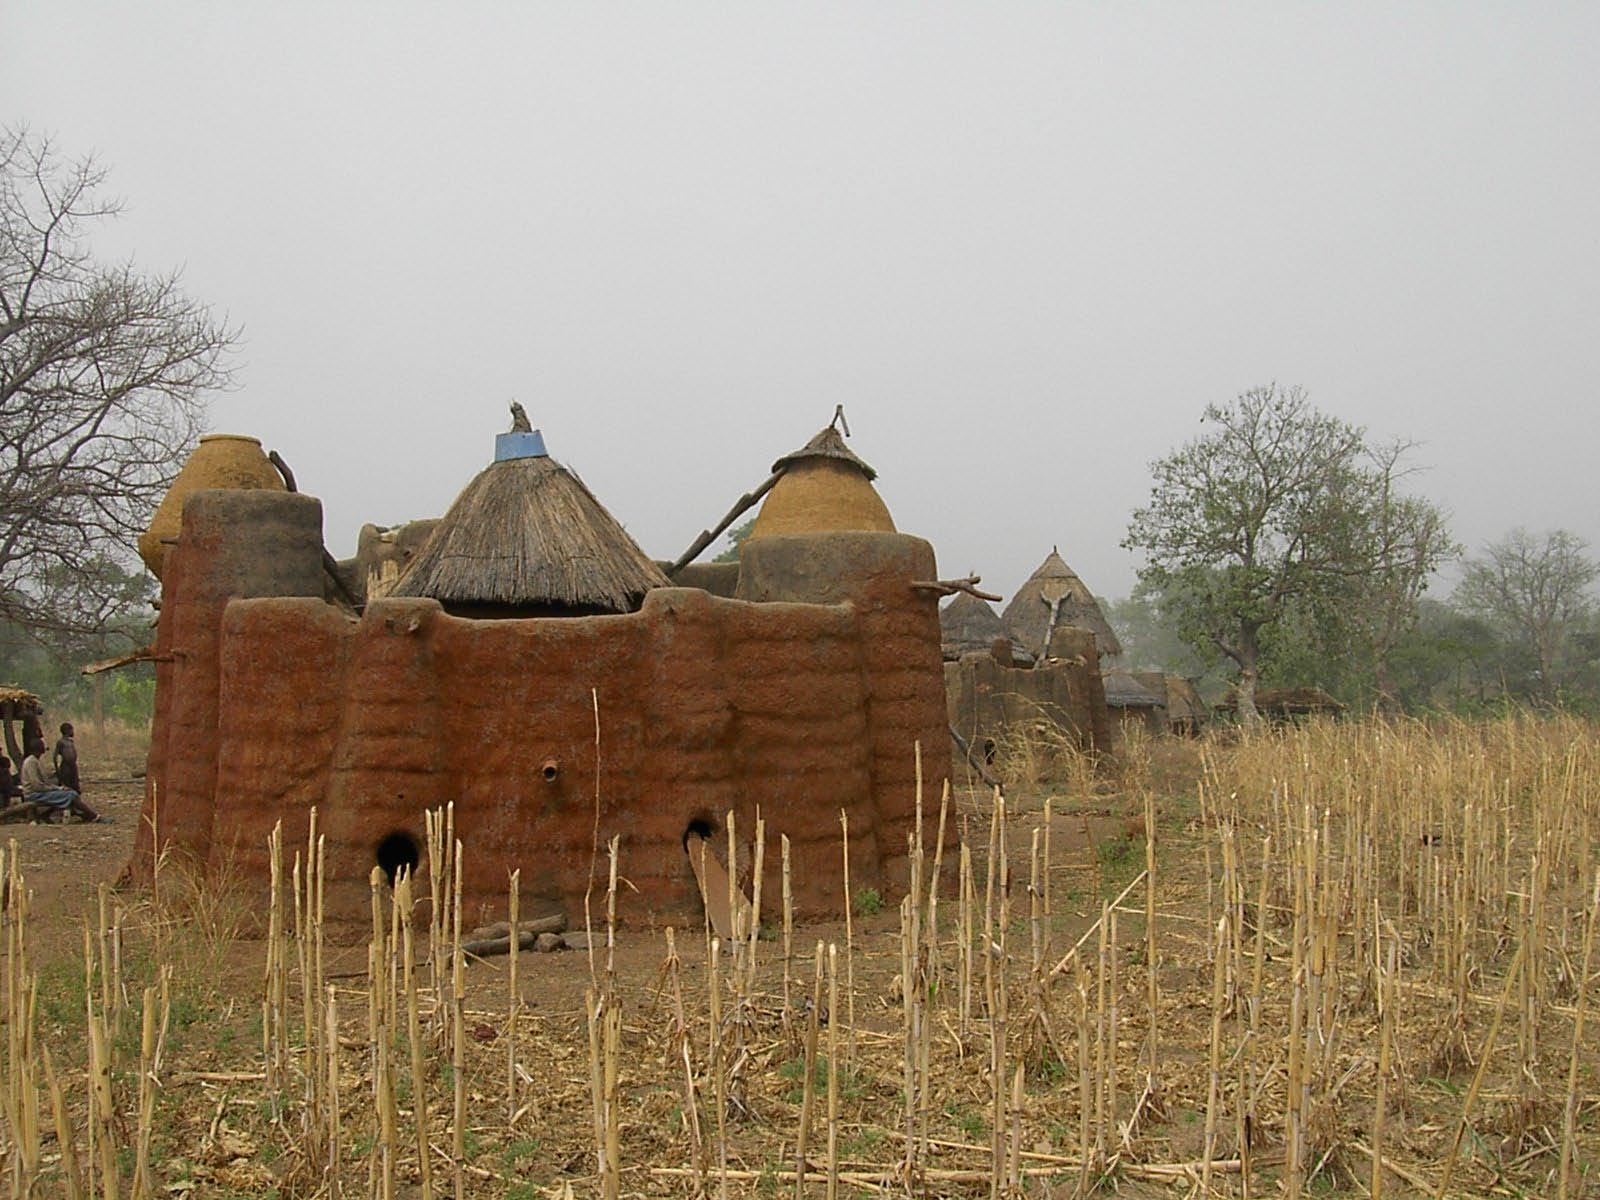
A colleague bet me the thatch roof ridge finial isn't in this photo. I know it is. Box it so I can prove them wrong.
[770,419,877,480]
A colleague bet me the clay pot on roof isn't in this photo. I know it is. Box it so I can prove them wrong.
[749,424,895,540]
[138,434,286,578]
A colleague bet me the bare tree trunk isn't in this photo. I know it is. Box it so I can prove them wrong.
[1236,667,1261,728]
[0,702,21,767]
[1234,625,1263,728]
[1536,631,1559,704]
[1373,654,1400,715]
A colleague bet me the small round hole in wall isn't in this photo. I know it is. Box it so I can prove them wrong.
[376,831,421,886]
[541,759,560,783]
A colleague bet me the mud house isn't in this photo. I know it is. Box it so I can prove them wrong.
[942,548,1125,770]
[1001,549,1122,663]
[134,421,952,934]
[1102,670,1166,739]
[1132,672,1207,736]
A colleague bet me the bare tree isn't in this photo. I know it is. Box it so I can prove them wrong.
[1350,440,1460,709]
[1455,529,1598,701]
[0,128,235,635]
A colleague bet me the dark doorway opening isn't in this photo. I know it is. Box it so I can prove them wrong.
[376,830,421,886]
[682,815,717,849]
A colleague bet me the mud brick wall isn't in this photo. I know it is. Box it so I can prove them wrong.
[136,494,952,933]
[944,637,1111,761]
[137,490,326,868]
[737,533,956,891]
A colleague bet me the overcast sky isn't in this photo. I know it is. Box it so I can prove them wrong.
[7,4,1598,604]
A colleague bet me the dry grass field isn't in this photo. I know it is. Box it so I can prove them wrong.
[1,714,1597,1198]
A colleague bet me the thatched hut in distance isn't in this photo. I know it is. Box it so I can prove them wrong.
[749,425,895,540]
[1002,550,1123,662]
[1133,672,1207,736]
[391,428,668,617]
[1103,671,1166,738]
[939,593,1033,665]
[1215,685,1346,724]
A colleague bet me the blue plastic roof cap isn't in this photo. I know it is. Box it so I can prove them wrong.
[495,430,548,461]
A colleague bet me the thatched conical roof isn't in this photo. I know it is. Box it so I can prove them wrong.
[1001,549,1123,660]
[391,441,667,614]
[940,593,1031,662]
[770,425,877,479]
[1163,676,1206,727]
[751,422,895,540]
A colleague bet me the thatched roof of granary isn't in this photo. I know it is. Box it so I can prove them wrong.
[1163,676,1207,726]
[391,432,667,615]
[0,686,42,714]
[1001,549,1123,660]
[940,593,1033,663]
[751,421,896,540]
[1102,671,1162,709]
[770,425,877,479]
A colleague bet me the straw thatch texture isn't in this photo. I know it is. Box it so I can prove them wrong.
[1001,550,1123,660]
[769,424,877,479]
[752,421,894,539]
[749,459,896,539]
[940,593,1032,663]
[0,687,42,713]
[390,454,668,614]
[1102,670,1162,709]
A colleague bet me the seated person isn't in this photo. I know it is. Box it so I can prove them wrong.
[20,737,105,823]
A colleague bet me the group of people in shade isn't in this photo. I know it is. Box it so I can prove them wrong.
[0,722,108,824]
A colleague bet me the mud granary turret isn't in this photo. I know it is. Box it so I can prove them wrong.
[134,421,952,935]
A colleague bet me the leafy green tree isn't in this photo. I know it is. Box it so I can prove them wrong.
[1384,599,1506,711]
[0,556,156,721]
[712,518,756,564]
[1455,529,1598,702]
[1104,578,1229,696]
[1347,443,1461,707]
[1123,384,1454,724]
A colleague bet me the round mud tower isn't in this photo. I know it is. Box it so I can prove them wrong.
[139,434,286,577]
[750,458,896,539]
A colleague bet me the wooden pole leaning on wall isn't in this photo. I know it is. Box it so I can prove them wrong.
[668,469,783,575]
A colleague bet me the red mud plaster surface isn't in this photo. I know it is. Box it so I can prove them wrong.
[140,498,952,934]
